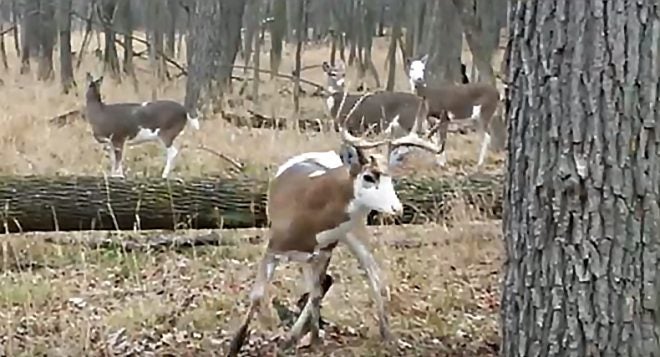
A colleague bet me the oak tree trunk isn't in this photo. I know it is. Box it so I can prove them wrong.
[184,0,246,114]
[502,1,660,356]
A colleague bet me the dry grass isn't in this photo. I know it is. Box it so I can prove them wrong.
[0,31,504,179]
[0,223,502,356]
[0,31,506,355]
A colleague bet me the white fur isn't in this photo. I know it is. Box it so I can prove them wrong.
[275,151,343,178]
[436,151,447,167]
[141,101,149,107]
[408,59,427,91]
[187,113,200,130]
[161,146,179,178]
[383,115,401,136]
[325,96,335,113]
[308,170,326,177]
[477,133,491,167]
[349,173,403,216]
[336,78,345,88]
[128,127,160,145]
[471,105,482,121]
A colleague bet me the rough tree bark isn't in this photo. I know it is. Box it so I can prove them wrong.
[58,0,74,92]
[0,24,8,70]
[19,0,39,74]
[418,0,463,85]
[184,0,246,114]
[501,1,660,356]
[37,0,56,81]
[98,0,121,80]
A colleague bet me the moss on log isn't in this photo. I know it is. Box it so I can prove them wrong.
[0,174,502,233]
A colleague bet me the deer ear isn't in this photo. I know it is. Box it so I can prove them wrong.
[339,144,368,167]
[86,72,93,84]
[96,76,104,86]
[322,61,330,73]
[420,54,429,64]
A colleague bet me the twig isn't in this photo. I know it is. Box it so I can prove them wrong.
[196,145,245,170]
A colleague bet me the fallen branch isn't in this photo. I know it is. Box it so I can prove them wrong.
[195,145,245,171]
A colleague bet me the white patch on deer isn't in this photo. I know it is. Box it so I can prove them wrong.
[348,173,402,216]
[388,146,411,168]
[128,127,160,145]
[141,101,149,107]
[477,132,491,167]
[325,96,335,113]
[187,113,200,130]
[448,111,456,120]
[436,151,447,167]
[470,105,482,121]
[383,115,401,136]
[336,77,345,88]
[275,151,343,178]
[162,146,179,178]
[408,60,426,86]
[308,170,326,178]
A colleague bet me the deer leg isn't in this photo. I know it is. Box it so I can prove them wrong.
[476,130,491,168]
[108,140,125,178]
[295,251,334,335]
[227,252,279,357]
[343,233,392,341]
[435,116,450,167]
[161,145,179,179]
[284,251,330,349]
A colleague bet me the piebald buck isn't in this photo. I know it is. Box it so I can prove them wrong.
[84,73,200,178]
[407,55,500,167]
[227,110,441,356]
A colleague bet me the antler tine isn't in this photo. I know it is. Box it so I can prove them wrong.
[388,101,442,154]
[339,92,389,149]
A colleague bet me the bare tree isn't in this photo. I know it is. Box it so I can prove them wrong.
[269,0,287,78]
[292,0,308,114]
[502,0,660,354]
[417,0,462,85]
[58,0,74,92]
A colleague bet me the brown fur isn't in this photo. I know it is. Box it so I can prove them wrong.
[84,78,189,148]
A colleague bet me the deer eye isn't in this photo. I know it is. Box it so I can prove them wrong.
[363,173,376,184]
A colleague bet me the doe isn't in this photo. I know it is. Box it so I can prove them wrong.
[84,73,200,178]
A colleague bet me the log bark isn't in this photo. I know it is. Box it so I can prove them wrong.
[502,0,660,356]
[0,174,502,233]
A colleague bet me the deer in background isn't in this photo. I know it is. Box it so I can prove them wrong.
[84,73,200,178]
[407,55,500,168]
[321,60,445,166]
[227,111,441,355]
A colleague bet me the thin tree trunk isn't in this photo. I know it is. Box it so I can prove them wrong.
[502,0,660,355]
[385,0,402,91]
[11,0,20,58]
[99,0,121,80]
[293,0,307,116]
[0,24,8,70]
[58,0,74,92]
[19,0,39,74]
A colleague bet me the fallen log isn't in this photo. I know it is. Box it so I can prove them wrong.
[0,174,502,233]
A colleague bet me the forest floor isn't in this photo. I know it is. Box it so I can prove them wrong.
[0,31,506,355]
[0,223,502,356]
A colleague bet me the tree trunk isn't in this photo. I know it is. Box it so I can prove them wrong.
[0,174,502,233]
[99,0,121,80]
[164,0,178,58]
[58,0,74,92]
[0,24,8,70]
[269,0,287,79]
[501,0,660,355]
[19,0,39,74]
[292,0,307,116]
[418,0,462,85]
[184,0,246,114]
[37,0,56,81]
[11,0,20,58]
[118,0,137,90]
[385,0,402,91]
